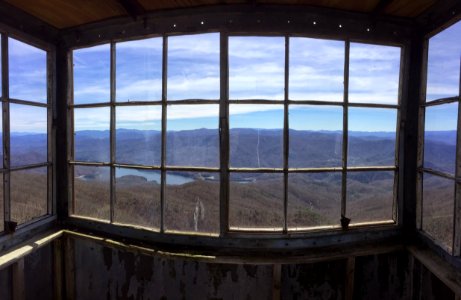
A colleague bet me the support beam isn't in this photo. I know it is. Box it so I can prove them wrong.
[60,4,413,49]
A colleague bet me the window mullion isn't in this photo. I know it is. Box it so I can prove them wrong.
[283,36,289,233]
[1,34,10,228]
[219,32,229,236]
[109,42,116,224]
[160,35,168,234]
[453,56,461,256]
[341,40,350,228]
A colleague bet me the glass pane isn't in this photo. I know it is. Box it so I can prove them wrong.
[229,36,284,100]
[0,173,3,232]
[426,20,461,101]
[424,103,458,174]
[166,104,219,167]
[11,167,47,224]
[229,173,284,230]
[116,37,162,101]
[168,33,219,100]
[288,173,341,229]
[9,38,47,102]
[348,108,397,166]
[230,104,283,168]
[114,167,160,229]
[289,105,342,168]
[10,104,47,167]
[73,165,110,220]
[349,43,401,104]
[165,171,219,234]
[347,171,394,224]
[116,106,161,166]
[73,44,110,104]
[423,173,454,251]
[289,37,344,101]
[74,107,110,162]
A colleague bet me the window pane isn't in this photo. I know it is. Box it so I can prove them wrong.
[0,173,3,232]
[114,167,160,229]
[426,20,461,101]
[10,104,47,167]
[289,105,342,168]
[73,44,110,104]
[229,173,284,230]
[11,167,47,224]
[288,173,341,229]
[289,38,344,101]
[165,171,219,234]
[229,36,284,100]
[347,171,394,224]
[230,105,283,168]
[349,43,400,104]
[9,38,47,103]
[116,37,162,101]
[74,107,110,162]
[73,165,110,220]
[168,33,219,100]
[423,173,454,251]
[348,108,396,166]
[116,106,161,166]
[167,104,219,167]
[424,103,458,174]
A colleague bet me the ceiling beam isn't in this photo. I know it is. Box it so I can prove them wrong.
[117,0,146,20]
[416,0,461,35]
[0,1,58,46]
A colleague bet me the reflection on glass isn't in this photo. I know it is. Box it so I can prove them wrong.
[9,38,47,102]
[229,173,284,230]
[74,107,110,162]
[347,171,394,223]
[115,168,160,229]
[73,44,110,104]
[167,104,219,167]
[289,105,342,168]
[423,173,454,251]
[168,33,219,100]
[165,172,219,234]
[349,43,400,104]
[424,103,458,174]
[0,173,3,232]
[11,167,47,224]
[116,37,162,101]
[230,104,283,168]
[116,106,161,166]
[426,20,461,101]
[348,108,396,166]
[229,36,284,100]
[288,173,341,229]
[290,37,344,101]
[73,165,110,220]
[10,104,47,167]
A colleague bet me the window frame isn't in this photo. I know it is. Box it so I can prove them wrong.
[68,30,404,239]
[0,30,55,236]
[417,17,461,256]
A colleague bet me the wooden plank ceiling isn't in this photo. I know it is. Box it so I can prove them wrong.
[5,0,437,29]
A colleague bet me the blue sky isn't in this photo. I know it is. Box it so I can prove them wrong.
[4,20,461,133]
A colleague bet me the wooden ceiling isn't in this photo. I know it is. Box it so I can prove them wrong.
[4,0,437,29]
